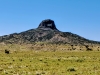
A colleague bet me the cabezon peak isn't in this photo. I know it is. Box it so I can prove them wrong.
[38,19,58,30]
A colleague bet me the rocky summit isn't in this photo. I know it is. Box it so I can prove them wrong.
[38,19,58,30]
[0,19,100,45]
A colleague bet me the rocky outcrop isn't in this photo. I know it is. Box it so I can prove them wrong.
[38,19,58,30]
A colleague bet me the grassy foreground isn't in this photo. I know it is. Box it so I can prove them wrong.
[0,50,100,75]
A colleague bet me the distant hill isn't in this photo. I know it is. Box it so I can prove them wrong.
[0,19,100,45]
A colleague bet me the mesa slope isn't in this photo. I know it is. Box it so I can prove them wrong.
[0,19,100,51]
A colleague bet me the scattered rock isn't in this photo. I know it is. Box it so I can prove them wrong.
[5,49,9,54]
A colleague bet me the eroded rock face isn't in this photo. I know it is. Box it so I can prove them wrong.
[38,19,58,30]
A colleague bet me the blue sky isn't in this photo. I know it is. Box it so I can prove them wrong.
[0,0,100,41]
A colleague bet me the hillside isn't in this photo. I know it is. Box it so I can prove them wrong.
[0,19,100,45]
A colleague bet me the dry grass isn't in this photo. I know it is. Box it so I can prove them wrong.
[0,44,100,75]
